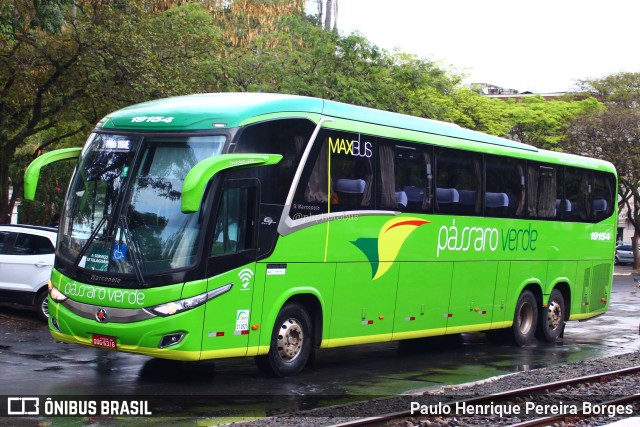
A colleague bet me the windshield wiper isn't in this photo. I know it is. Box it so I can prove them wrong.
[119,216,146,286]
[72,214,109,274]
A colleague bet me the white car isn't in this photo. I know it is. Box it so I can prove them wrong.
[615,243,637,265]
[0,224,57,320]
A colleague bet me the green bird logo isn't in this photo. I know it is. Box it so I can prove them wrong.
[352,217,430,280]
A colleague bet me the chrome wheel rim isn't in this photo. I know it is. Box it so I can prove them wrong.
[547,300,562,330]
[277,318,304,362]
[41,296,50,318]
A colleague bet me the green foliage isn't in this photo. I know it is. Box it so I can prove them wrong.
[563,73,640,255]
[500,96,603,149]
[577,72,640,108]
[0,0,221,223]
[0,0,72,36]
[0,0,620,226]
[444,90,511,136]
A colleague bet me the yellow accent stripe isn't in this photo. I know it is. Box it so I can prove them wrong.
[324,144,331,262]
[326,333,392,348]
[363,322,514,342]
[569,311,605,321]
[488,321,513,329]
[256,345,271,355]
[445,323,495,334]
[200,347,261,359]
[392,328,447,340]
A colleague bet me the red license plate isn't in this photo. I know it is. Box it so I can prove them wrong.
[92,334,117,349]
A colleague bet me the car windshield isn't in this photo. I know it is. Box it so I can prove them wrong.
[58,133,226,279]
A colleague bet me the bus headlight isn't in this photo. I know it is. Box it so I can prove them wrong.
[48,282,68,302]
[146,283,233,317]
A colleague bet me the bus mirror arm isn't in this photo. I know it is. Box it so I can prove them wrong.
[24,147,82,201]
[181,153,282,214]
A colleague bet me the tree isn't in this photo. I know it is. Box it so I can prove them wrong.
[500,96,602,149]
[311,0,337,30]
[563,107,640,269]
[0,1,221,223]
[568,72,640,268]
[576,72,640,108]
[0,0,513,226]
[440,89,511,136]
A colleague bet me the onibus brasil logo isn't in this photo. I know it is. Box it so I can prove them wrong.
[352,217,429,280]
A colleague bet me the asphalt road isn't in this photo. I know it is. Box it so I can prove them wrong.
[0,268,638,418]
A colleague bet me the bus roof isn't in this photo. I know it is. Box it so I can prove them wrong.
[98,92,539,153]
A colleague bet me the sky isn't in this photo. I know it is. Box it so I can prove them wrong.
[335,0,640,93]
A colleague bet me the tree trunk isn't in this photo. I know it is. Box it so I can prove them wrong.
[316,0,323,25]
[333,0,338,31]
[324,0,333,30]
[0,153,12,224]
[633,231,640,270]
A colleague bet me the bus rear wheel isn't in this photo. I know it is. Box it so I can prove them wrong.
[536,289,565,342]
[511,290,537,346]
[255,302,313,377]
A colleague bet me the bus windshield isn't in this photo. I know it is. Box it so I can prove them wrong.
[58,133,226,279]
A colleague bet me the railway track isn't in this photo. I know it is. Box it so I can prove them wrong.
[327,365,640,427]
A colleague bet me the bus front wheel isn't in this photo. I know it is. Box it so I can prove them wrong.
[255,302,313,377]
[511,290,538,346]
[536,289,565,342]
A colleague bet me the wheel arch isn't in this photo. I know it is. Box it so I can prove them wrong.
[521,281,544,308]
[31,281,50,305]
[262,287,325,349]
[285,293,323,348]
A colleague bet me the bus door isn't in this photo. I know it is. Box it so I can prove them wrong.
[446,262,498,333]
[327,217,399,345]
[330,261,398,344]
[392,262,453,339]
[201,180,259,358]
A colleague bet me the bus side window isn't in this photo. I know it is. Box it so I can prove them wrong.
[592,171,615,222]
[435,148,481,216]
[564,167,591,222]
[328,131,374,212]
[211,185,256,256]
[290,137,329,219]
[527,164,557,219]
[485,155,525,218]
[234,119,314,205]
[377,140,432,212]
[553,167,566,220]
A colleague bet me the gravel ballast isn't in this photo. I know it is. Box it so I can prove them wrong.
[231,351,640,427]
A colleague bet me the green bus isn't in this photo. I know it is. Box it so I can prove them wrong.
[25,93,617,377]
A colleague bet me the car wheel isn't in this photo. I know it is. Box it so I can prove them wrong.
[614,256,619,265]
[35,290,50,321]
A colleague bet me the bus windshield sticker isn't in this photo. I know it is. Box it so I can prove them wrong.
[85,248,110,271]
[112,244,128,261]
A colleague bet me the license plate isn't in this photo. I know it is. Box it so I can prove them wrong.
[92,334,117,349]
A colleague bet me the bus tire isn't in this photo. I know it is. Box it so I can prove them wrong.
[536,289,565,342]
[511,290,537,346]
[255,302,313,377]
